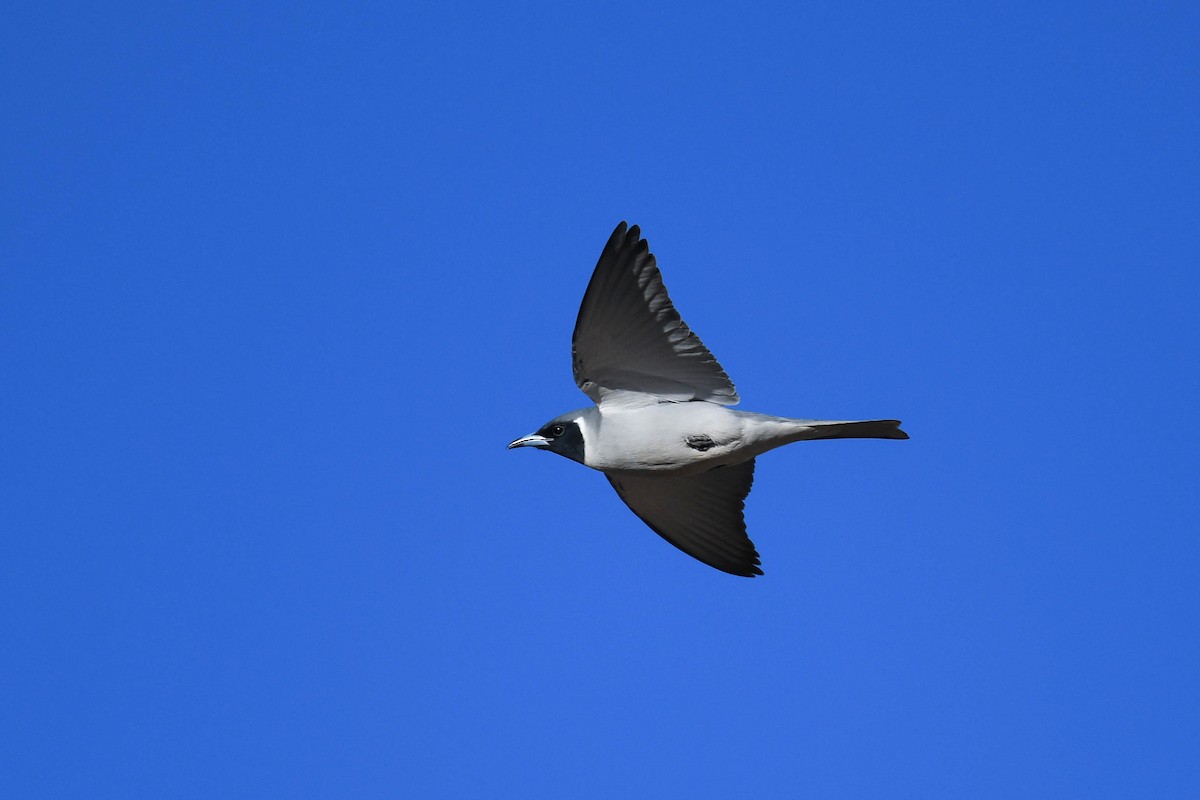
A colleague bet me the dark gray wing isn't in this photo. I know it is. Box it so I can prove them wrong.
[572,222,739,406]
[606,459,761,577]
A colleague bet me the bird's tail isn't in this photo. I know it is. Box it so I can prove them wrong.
[801,419,908,440]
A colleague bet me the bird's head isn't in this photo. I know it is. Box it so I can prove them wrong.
[507,413,586,464]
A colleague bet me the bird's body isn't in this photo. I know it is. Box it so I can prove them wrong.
[545,403,901,477]
[509,222,907,576]
[550,402,743,476]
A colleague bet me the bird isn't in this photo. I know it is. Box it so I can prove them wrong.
[508,222,907,577]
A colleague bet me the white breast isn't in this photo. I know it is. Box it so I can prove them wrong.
[584,402,745,476]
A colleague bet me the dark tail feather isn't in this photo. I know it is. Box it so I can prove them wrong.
[806,419,908,440]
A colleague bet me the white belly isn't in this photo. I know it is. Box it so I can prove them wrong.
[586,402,747,476]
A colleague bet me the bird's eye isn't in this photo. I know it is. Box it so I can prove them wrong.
[550,424,565,437]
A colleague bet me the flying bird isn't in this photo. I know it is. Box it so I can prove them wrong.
[508,222,907,576]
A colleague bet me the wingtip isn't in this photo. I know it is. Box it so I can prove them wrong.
[612,220,643,244]
[606,220,638,251]
[717,554,763,578]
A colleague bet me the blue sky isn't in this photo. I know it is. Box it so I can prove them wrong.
[3,2,1197,797]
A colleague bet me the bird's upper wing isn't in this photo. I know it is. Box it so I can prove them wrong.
[606,459,761,577]
[572,222,739,406]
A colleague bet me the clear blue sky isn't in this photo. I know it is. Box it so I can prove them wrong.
[3,2,1197,797]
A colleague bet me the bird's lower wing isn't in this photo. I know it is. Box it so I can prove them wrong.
[606,459,762,577]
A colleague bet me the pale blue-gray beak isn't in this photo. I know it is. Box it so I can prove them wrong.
[507,434,552,450]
